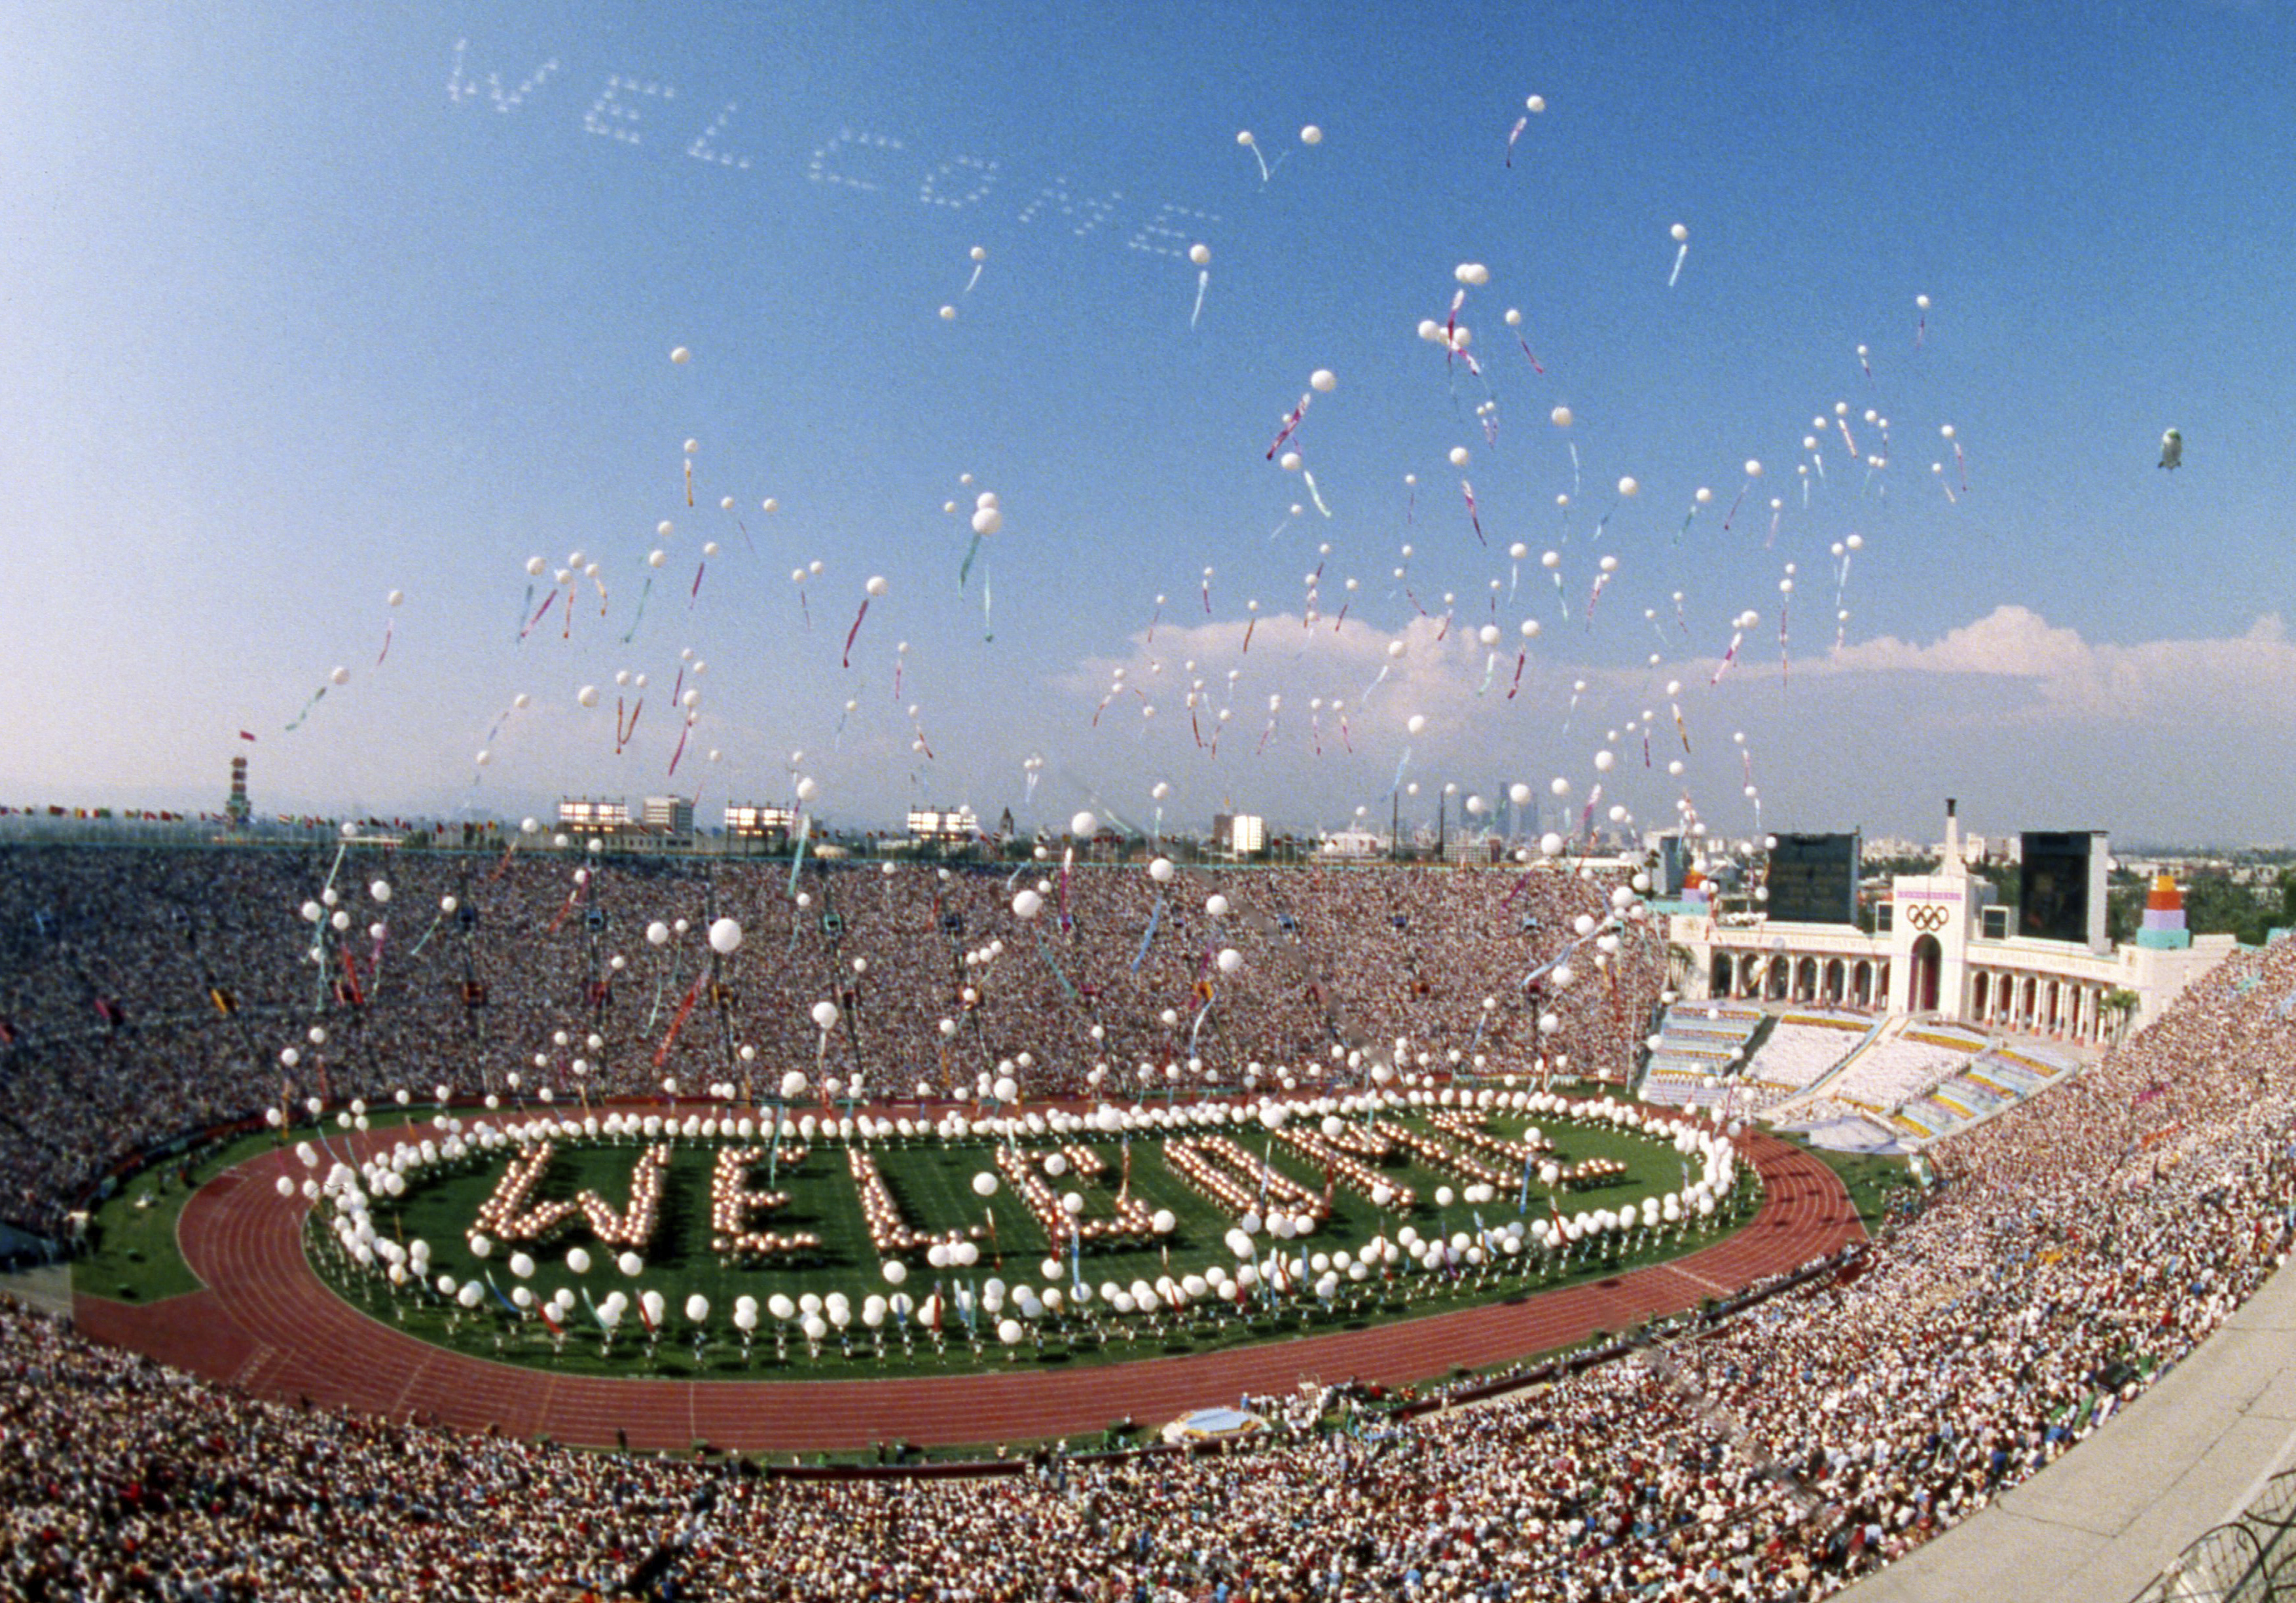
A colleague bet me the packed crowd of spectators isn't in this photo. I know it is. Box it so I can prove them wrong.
[0,844,1661,1234]
[4,847,2296,1597]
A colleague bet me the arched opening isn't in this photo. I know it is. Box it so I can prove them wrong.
[1909,935,1942,1014]
[1971,971,1991,1020]
[1710,951,1733,997]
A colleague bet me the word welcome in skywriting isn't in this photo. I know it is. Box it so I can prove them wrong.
[445,38,1222,264]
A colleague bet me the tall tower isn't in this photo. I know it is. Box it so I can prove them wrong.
[2135,876,2191,949]
[226,755,250,828]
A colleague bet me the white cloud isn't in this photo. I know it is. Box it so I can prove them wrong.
[1041,602,2296,845]
[1064,602,2296,743]
[1804,605,2296,722]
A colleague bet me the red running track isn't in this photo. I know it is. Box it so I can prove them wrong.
[77,1126,1861,1453]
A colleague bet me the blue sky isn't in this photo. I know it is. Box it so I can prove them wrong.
[3,2,2294,845]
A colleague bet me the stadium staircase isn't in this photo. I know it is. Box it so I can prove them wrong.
[1635,1003,1766,1109]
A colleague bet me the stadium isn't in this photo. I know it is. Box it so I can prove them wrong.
[0,817,2286,1600]
[11,7,2296,1602]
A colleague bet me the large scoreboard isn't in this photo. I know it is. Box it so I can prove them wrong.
[1764,833,1861,926]
[2019,831,2107,948]
[1656,834,1688,897]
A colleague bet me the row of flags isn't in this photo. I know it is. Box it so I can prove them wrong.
[0,805,217,821]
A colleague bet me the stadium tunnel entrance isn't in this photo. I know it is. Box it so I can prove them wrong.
[1909,934,1942,1014]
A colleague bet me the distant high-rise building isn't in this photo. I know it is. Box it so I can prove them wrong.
[1497,784,1528,839]
[642,795,695,836]
[1212,813,1266,856]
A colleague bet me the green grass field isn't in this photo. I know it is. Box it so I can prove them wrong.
[75,1130,284,1302]
[312,1111,1758,1379]
[1791,1139,1916,1229]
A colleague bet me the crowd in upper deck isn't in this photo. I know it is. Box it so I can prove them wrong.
[0,845,1660,1233]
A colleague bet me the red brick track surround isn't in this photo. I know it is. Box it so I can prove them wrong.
[75,1126,1861,1452]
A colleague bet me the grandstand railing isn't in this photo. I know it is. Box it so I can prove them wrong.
[2132,1467,2296,1602]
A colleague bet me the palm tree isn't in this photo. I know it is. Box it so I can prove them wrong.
[2100,987,2140,1046]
